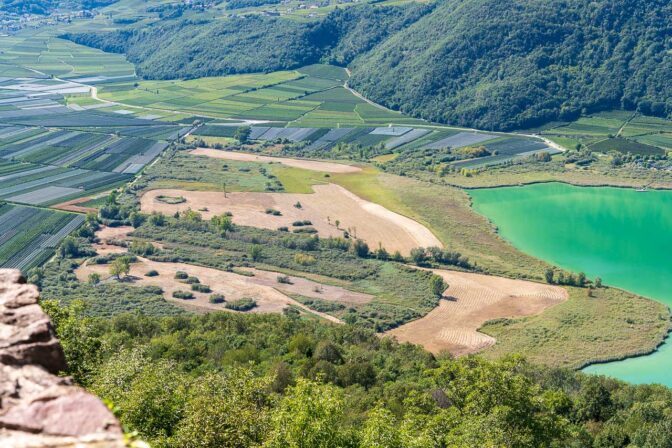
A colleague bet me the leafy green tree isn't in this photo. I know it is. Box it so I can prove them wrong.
[545,268,554,284]
[429,274,446,297]
[110,256,131,279]
[39,300,101,385]
[149,212,166,226]
[360,406,402,448]
[250,245,263,261]
[88,272,100,285]
[234,126,252,143]
[129,212,145,228]
[264,379,348,448]
[59,237,80,258]
[173,369,271,448]
[351,239,369,258]
[212,213,234,236]
[410,247,427,265]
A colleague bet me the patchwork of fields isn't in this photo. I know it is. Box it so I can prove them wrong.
[542,111,672,154]
[0,203,84,271]
[98,64,423,126]
[0,34,192,271]
[196,125,557,168]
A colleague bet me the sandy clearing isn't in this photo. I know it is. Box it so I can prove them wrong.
[238,267,372,304]
[140,185,442,255]
[190,148,362,173]
[52,197,98,214]
[92,226,135,255]
[76,256,367,321]
[386,270,567,356]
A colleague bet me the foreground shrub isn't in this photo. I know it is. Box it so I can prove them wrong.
[145,270,159,277]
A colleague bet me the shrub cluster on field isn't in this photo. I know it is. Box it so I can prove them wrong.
[34,256,183,317]
[127,214,445,331]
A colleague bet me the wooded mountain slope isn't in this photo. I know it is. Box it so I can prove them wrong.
[349,0,672,130]
[64,0,672,130]
[63,4,433,79]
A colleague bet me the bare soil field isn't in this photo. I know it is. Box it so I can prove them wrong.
[140,184,442,255]
[52,197,98,214]
[191,148,362,173]
[386,270,567,356]
[92,226,135,255]
[76,254,367,321]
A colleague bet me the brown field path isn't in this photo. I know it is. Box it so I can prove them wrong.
[191,148,362,173]
[76,257,364,322]
[52,197,97,214]
[386,270,567,356]
[140,185,442,255]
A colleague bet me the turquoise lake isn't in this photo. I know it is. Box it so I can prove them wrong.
[469,182,672,386]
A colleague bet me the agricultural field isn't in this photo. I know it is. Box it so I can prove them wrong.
[0,33,135,79]
[98,64,425,126]
[387,269,567,356]
[542,111,672,154]
[0,202,84,271]
[0,123,176,206]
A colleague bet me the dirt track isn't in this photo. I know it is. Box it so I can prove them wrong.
[140,185,442,255]
[191,148,362,173]
[52,197,98,214]
[386,270,567,356]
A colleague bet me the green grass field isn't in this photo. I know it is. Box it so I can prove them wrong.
[481,286,670,369]
[0,33,134,78]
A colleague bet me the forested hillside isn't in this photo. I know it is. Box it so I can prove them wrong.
[45,301,672,448]
[63,3,433,79]
[349,0,672,130]
[64,0,672,130]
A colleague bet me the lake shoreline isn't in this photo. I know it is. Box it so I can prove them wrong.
[470,183,672,383]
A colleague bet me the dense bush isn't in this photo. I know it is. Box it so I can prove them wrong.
[225,298,257,311]
[208,294,225,304]
[191,283,212,293]
[172,290,195,300]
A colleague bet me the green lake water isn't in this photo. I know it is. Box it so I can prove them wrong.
[469,182,672,386]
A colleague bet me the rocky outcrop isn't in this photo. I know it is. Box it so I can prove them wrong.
[0,269,124,448]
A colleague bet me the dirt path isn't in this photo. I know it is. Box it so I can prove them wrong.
[51,197,97,214]
[140,185,442,255]
[190,148,362,173]
[386,270,567,356]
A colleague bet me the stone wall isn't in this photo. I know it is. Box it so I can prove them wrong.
[0,269,125,448]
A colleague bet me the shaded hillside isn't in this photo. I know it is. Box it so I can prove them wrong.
[64,0,672,130]
[349,0,672,130]
[63,3,433,79]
